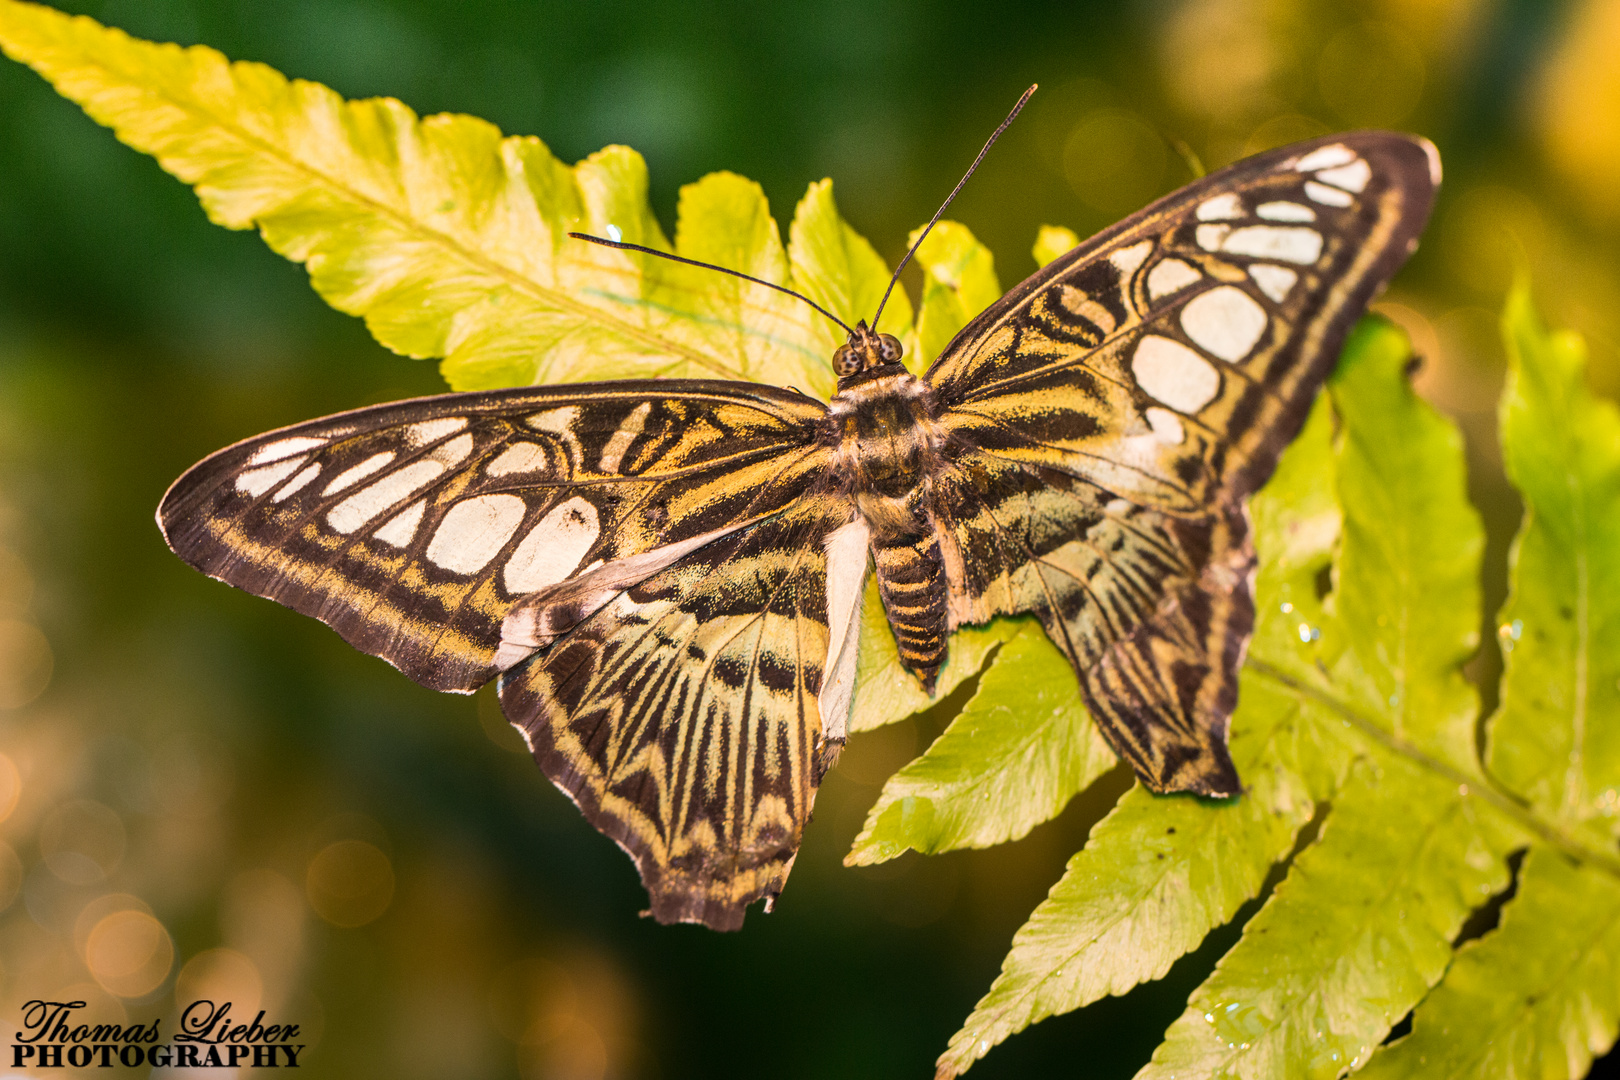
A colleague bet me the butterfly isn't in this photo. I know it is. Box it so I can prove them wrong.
[159,109,1438,930]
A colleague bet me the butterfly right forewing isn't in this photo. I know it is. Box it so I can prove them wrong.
[925,133,1439,793]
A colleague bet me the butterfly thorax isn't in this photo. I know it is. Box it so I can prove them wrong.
[825,358,951,691]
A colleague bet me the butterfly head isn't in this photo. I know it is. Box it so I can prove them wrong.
[833,320,904,379]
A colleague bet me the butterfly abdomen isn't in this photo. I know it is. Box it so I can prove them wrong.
[872,533,948,690]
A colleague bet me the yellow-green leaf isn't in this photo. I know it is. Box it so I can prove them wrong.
[845,622,1114,865]
[0,0,849,395]
[1487,281,1620,830]
[1330,317,1485,775]
[1032,224,1079,269]
[910,220,1000,367]
[787,177,914,377]
[1360,845,1620,1080]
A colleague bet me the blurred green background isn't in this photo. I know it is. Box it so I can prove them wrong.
[0,0,1617,1077]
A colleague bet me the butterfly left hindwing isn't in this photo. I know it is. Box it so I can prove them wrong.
[160,379,864,928]
[501,498,865,930]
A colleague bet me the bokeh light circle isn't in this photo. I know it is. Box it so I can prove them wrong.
[306,840,394,928]
[0,753,21,823]
[0,619,52,709]
[1061,109,1167,215]
[1317,23,1425,127]
[519,1016,608,1080]
[39,799,126,885]
[0,840,21,914]
[85,909,173,998]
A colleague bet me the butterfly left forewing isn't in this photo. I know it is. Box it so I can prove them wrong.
[159,381,829,693]
[925,132,1437,794]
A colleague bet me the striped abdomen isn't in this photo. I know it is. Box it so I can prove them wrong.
[872,531,948,692]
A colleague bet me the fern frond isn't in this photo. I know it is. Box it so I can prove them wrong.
[0,0,912,397]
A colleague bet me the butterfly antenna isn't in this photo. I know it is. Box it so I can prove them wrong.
[567,232,854,336]
[870,83,1037,329]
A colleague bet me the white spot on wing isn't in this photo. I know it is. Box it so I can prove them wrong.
[327,460,445,534]
[248,437,326,466]
[1196,193,1244,221]
[1109,240,1153,277]
[323,451,396,495]
[404,417,468,445]
[819,519,871,746]
[1304,181,1353,207]
[1181,286,1268,362]
[1145,406,1185,444]
[1294,144,1356,171]
[1222,226,1323,265]
[598,402,652,473]
[526,407,579,434]
[1257,201,1315,222]
[236,458,305,497]
[1196,224,1231,251]
[486,442,549,477]
[1147,258,1201,300]
[430,433,474,467]
[1249,264,1298,303]
[272,462,322,502]
[374,500,426,548]
[425,493,527,574]
[1315,158,1371,193]
[504,496,600,594]
[1132,336,1221,413]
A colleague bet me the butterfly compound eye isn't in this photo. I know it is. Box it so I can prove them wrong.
[877,334,903,363]
[833,344,862,376]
